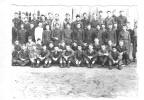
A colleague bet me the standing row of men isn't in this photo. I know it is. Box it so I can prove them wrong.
[12,10,137,69]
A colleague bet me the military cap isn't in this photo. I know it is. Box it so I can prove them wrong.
[76,14,80,18]
[99,10,103,13]
[107,11,111,13]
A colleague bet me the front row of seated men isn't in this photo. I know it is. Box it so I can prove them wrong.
[12,36,130,70]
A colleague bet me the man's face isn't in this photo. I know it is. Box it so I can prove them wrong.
[49,43,54,48]
[28,39,32,42]
[46,25,50,30]
[37,40,41,44]
[76,17,80,21]
[43,46,47,50]
[78,46,82,50]
[15,41,19,45]
[66,24,71,29]
[114,23,117,28]
[99,12,103,16]
[55,14,59,19]
[66,46,71,51]
[22,45,27,50]
[83,13,87,19]
[14,13,19,18]
[66,14,70,19]
[108,25,113,29]
[119,41,124,46]
[107,12,111,17]
[61,42,65,47]
[88,45,93,50]
[77,24,81,29]
[55,24,60,29]
[87,25,91,30]
[123,26,127,31]
[96,25,100,30]
[48,13,53,19]
[38,23,42,27]
[108,40,112,46]
[102,25,105,29]
[41,16,45,20]
[94,38,99,44]
[101,45,106,50]
[113,48,117,52]
[30,24,34,28]
[21,24,24,29]
[73,42,77,46]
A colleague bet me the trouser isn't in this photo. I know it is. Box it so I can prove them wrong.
[62,56,74,64]
[74,58,84,66]
[12,59,29,66]
[36,58,51,65]
[99,55,110,66]
[109,59,123,66]
[122,52,130,65]
[132,37,137,59]
[84,56,98,65]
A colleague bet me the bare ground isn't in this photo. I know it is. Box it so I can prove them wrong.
[8,63,137,99]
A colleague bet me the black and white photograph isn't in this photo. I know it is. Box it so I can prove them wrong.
[0,0,143,100]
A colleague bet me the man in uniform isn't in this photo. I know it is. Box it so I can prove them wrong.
[102,25,110,45]
[51,23,63,45]
[18,24,27,44]
[107,24,117,45]
[109,47,123,70]
[42,24,52,45]
[18,44,30,66]
[117,10,127,31]
[117,40,130,65]
[46,12,53,30]
[63,13,72,29]
[12,40,22,66]
[104,11,115,29]
[91,13,99,29]
[74,45,84,67]
[35,39,43,67]
[72,23,84,44]
[27,23,35,42]
[52,13,62,30]
[49,46,63,67]
[37,45,50,68]
[83,44,98,68]
[97,11,105,25]
[71,14,83,30]
[84,24,95,44]
[12,12,21,29]
[81,12,90,30]
[12,22,18,44]
[61,45,74,67]
[71,40,78,51]
[98,44,111,69]
[62,23,73,44]
[26,36,36,67]
[118,25,131,57]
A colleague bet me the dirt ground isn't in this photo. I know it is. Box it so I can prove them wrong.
[7,62,137,99]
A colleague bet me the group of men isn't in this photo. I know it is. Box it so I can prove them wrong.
[12,10,137,70]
